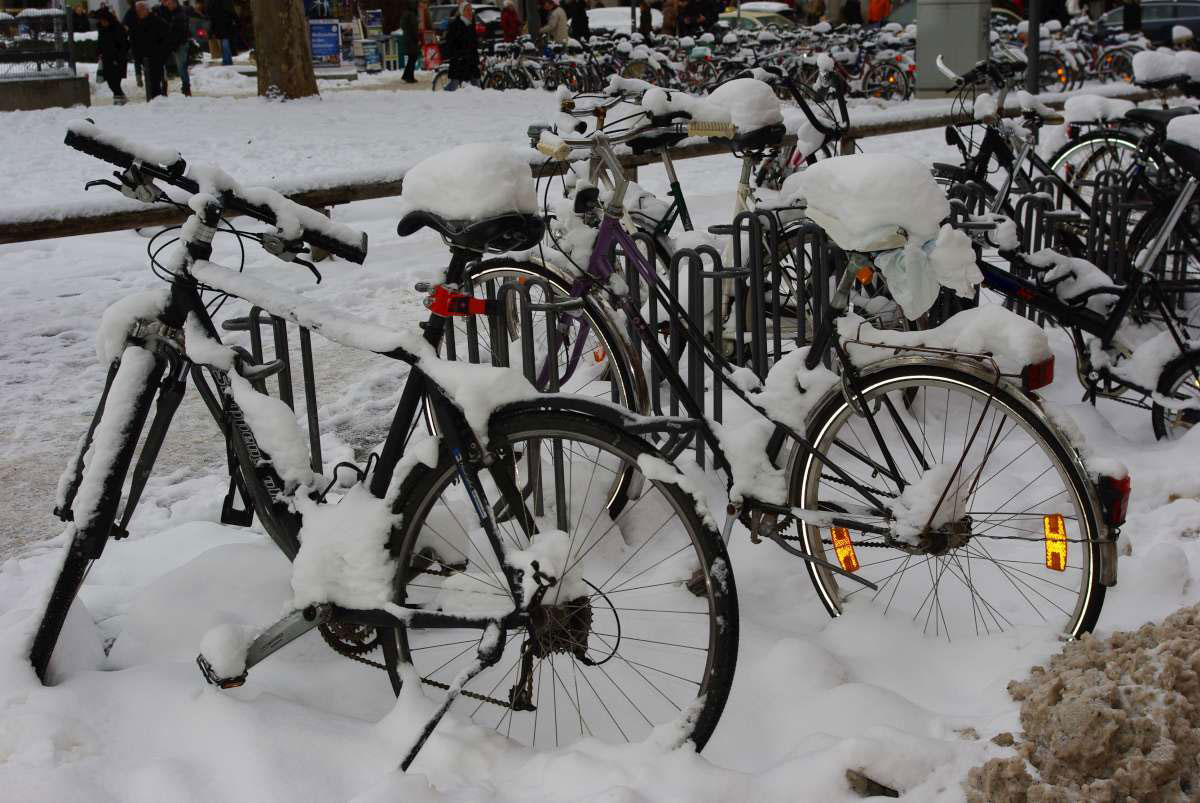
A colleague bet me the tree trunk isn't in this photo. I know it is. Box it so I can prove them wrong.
[251,0,319,100]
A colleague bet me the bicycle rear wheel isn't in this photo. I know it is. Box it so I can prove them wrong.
[449,258,649,414]
[390,409,738,750]
[790,362,1106,640]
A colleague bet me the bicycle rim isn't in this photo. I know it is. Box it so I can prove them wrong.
[391,411,737,750]
[792,364,1104,640]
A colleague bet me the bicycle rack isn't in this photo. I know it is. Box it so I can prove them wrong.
[223,307,323,475]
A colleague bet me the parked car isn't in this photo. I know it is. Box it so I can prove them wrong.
[718,9,795,30]
[1101,0,1200,46]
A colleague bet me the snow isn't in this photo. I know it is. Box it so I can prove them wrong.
[1173,24,1195,43]
[67,119,184,170]
[740,1,791,11]
[227,370,318,492]
[587,6,661,33]
[94,287,170,364]
[198,622,254,680]
[890,463,969,546]
[1025,248,1121,314]
[706,78,784,132]
[1167,113,1200,152]
[781,153,949,252]
[1061,93,1134,123]
[1132,48,1187,84]
[398,143,538,221]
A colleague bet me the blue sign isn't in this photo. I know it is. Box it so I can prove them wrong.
[309,19,342,68]
[363,39,383,72]
[363,9,384,37]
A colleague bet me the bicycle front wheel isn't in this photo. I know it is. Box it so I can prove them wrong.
[390,410,738,750]
[790,362,1106,640]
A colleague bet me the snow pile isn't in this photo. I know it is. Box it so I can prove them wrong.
[973,92,998,120]
[965,604,1200,802]
[1132,48,1192,84]
[1025,248,1121,314]
[706,78,784,132]
[890,463,970,546]
[1062,93,1135,124]
[1167,113,1200,152]
[1174,24,1195,44]
[840,305,1053,373]
[198,622,255,680]
[782,154,949,252]
[398,143,538,221]
[640,86,730,126]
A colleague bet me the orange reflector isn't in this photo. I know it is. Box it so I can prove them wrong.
[831,527,860,573]
[855,265,874,285]
[592,346,607,364]
[1044,514,1067,571]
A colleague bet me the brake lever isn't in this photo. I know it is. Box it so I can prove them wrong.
[84,178,125,193]
[294,257,323,284]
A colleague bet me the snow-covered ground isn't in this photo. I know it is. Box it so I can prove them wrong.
[2,86,1200,802]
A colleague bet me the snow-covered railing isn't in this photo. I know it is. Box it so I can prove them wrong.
[0,84,1174,247]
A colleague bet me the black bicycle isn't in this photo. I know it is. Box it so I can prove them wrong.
[31,122,739,767]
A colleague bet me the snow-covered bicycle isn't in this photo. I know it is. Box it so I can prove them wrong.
[31,122,739,767]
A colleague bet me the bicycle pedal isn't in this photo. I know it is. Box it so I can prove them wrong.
[195,653,247,689]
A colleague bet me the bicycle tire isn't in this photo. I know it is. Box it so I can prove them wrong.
[789,361,1107,640]
[388,409,738,750]
[1046,128,1144,210]
[30,347,164,681]
[1153,348,1200,440]
[457,258,650,416]
[431,69,450,91]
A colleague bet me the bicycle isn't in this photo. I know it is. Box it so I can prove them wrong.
[32,121,739,766]
[519,123,1129,643]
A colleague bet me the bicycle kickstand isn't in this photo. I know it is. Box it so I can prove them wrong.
[399,621,506,772]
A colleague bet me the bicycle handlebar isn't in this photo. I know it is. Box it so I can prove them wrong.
[65,121,369,265]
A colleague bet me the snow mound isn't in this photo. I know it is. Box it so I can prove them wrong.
[1062,94,1135,124]
[399,143,537,221]
[782,154,949,252]
[1167,114,1200,153]
[706,78,784,132]
[1132,48,1190,84]
[965,604,1200,802]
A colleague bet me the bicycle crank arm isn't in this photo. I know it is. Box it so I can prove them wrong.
[766,529,879,590]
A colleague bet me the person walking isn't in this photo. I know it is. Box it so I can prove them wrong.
[540,0,569,44]
[500,0,521,41]
[122,4,144,88]
[96,7,130,105]
[443,2,479,90]
[130,1,169,100]
[400,0,420,82]
[207,0,235,65]
[638,0,652,41]
[661,0,677,37]
[866,0,891,24]
[159,0,192,96]
[562,0,588,42]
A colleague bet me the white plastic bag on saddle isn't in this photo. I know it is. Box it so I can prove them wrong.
[873,224,982,320]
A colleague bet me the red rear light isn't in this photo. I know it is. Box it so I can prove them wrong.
[197,27,207,36]
[1022,355,1054,391]
[1097,473,1131,528]
[476,22,485,35]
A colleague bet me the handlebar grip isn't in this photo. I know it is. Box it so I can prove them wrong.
[536,140,571,161]
[64,128,135,170]
[65,121,186,176]
[689,120,738,139]
[305,228,369,265]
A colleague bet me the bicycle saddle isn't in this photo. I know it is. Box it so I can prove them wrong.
[1124,106,1197,132]
[396,210,545,253]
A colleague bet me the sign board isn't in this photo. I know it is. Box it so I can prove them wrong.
[308,19,342,68]
[363,8,383,37]
[340,21,356,64]
[362,39,383,72]
[422,30,441,68]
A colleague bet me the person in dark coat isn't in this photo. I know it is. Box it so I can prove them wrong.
[130,1,170,100]
[443,2,479,90]
[399,0,421,82]
[207,0,236,64]
[158,0,192,96]
[96,7,130,104]
[562,0,588,41]
[122,5,144,87]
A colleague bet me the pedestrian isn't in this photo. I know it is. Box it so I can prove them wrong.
[130,1,169,100]
[843,0,862,24]
[866,0,891,24]
[661,0,677,37]
[562,0,588,42]
[122,4,144,87]
[158,0,192,96]
[500,0,521,41]
[70,2,91,33]
[443,2,479,90]
[638,0,652,41]
[540,0,569,44]
[400,0,420,82]
[1121,0,1141,33]
[207,0,235,65]
[96,7,130,105]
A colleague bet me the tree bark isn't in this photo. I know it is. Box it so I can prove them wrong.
[251,0,319,100]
